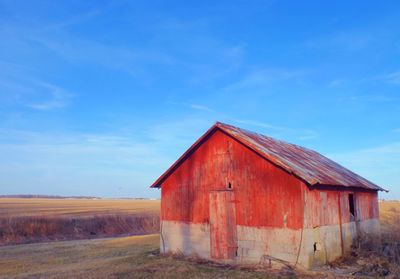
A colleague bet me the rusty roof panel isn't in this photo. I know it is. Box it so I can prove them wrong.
[216,122,385,191]
[151,122,385,191]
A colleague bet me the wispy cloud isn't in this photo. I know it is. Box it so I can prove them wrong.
[303,30,374,51]
[0,17,174,82]
[168,101,214,112]
[0,127,172,197]
[328,79,346,87]
[376,71,400,85]
[43,10,102,31]
[189,104,213,111]
[30,35,175,78]
[235,119,289,131]
[329,142,400,199]
[0,5,248,89]
[0,116,217,197]
[298,130,318,141]
[0,76,73,110]
[337,94,395,104]
[0,56,74,110]
[146,117,213,147]
[223,68,307,94]
[26,82,72,110]
[234,119,318,141]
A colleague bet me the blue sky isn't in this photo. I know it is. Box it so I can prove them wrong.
[0,0,399,199]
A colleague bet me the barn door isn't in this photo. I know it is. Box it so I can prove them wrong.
[209,191,237,260]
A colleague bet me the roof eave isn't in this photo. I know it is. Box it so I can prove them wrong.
[310,182,388,192]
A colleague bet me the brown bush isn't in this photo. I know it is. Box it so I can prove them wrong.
[339,229,400,277]
[0,213,160,246]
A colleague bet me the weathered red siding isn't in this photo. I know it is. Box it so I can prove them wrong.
[304,189,379,228]
[157,122,382,268]
[161,130,305,230]
[355,191,379,221]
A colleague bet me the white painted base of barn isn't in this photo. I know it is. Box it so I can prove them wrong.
[160,219,380,269]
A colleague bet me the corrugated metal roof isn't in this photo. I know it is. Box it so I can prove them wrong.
[151,122,385,191]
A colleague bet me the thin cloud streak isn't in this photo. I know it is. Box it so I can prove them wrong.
[329,142,400,199]
[167,101,214,112]
[222,68,308,94]
[0,117,216,197]
[0,128,171,197]
[376,71,400,85]
[0,77,73,110]
[189,104,213,111]
[234,119,318,141]
[26,82,72,110]
[303,31,373,51]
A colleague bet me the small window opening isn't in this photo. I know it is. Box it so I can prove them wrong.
[313,242,321,252]
[349,194,355,220]
[227,182,232,189]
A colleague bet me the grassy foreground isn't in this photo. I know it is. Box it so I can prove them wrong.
[0,234,276,279]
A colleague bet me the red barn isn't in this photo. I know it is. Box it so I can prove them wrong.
[151,122,385,268]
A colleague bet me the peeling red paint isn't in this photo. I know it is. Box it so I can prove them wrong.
[304,189,379,228]
[158,125,380,229]
[160,130,305,229]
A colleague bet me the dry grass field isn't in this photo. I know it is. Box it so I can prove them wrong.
[378,200,400,233]
[0,200,399,278]
[0,198,160,217]
[0,234,279,279]
[0,198,160,245]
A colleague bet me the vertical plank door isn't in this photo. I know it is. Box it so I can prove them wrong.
[209,191,237,260]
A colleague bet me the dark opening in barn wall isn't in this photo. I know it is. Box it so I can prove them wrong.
[349,194,355,221]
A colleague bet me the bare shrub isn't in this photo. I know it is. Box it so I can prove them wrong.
[0,213,160,245]
[344,231,400,277]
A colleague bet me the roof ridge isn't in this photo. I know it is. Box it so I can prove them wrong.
[216,121,318,153]
[152,121,386,191]
[215,121,385,191]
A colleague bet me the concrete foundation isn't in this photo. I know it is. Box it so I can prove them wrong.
[236,225,301,265]
[160,220,210,258]
[160,218,380,269]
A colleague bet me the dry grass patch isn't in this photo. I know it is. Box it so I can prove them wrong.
[0,234,279,279]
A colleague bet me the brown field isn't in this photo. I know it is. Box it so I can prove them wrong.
[377,200,400,233]
[0,198,160,217]
[0,198,160,246]
[0,200,399,278]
